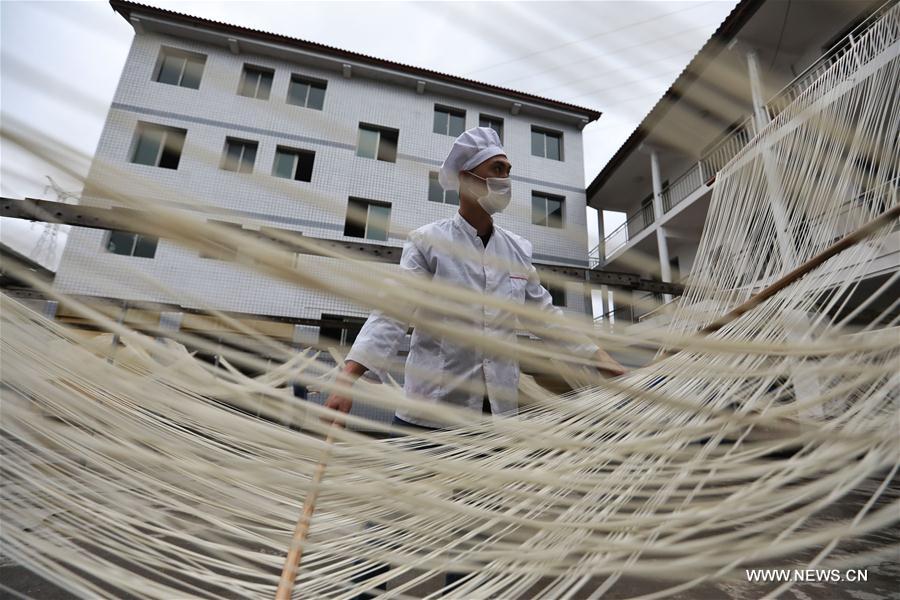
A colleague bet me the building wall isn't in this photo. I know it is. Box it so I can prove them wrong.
[56,30,594,320]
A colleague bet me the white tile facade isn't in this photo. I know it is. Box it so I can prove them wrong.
[55,27,595,324]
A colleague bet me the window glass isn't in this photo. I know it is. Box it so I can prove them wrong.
[546,134,561,160]
[445,190,459,205]
[428,172,443,203]
[107,230,135,255]
[273,150,296,179]
[449,112,466,137]
[157,55,184,86]
[133,235,158,258]
[287,79,309,106]
[531,130,544,157]
[181,58,204,89]
[307,84,326,110]
[433,110,448,135]
[256,71,273,100]
[239,143,256,174]
[357,128,378,159]
[547,198,563,227]
[366,204,391,241]
[532,194,546,226]
[132,128,163,166]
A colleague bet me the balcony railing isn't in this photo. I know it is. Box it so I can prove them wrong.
[766,0,899,120]
[593,0,897,267]
[699,117,754,181]
[662,163,705,213]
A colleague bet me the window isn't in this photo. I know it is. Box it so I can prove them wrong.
[433,105,466,137]
[106,230,158,258]
[273,147,315,182]
[479,114,504,142]
[427,171,459,205]
[200,220,242,260]
[548,284,567,307]
[287,74,326,110]
[319,314,364,347]
[221,138,258,173]
[532,192,564,228]
[531,127,563,160]
[356,124,398,163]
[344,198,391,242]
[238,65,274,100]
[130,122,186,169]
[153,47,206,89]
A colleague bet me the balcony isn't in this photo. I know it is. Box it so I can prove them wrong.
[589,0,898,269]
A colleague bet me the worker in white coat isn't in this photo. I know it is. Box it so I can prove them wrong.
[325,127,626,429]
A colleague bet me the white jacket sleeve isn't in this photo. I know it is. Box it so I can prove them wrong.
[522,265,600,358]
[344,235,432,376]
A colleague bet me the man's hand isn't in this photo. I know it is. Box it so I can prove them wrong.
[323,393,353,415]
[322,360,368,423]
[594,348,628,377]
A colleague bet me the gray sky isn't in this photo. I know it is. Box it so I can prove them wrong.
[0,0,738,270]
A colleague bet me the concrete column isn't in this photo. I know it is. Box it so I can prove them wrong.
[747,49,798,271]
[650,150,673,304]
[596,208,606,264]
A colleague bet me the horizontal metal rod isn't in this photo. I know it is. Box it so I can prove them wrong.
[1,197,685,295]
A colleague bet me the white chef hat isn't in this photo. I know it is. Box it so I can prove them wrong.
[438,126,506,191]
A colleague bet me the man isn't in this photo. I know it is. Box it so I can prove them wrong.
[325,127,625,428]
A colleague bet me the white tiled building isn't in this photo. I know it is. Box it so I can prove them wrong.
[53,0,601,356]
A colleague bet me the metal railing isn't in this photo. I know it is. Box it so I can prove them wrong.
[766,0,899,120]
[594,0,898,267]
[699,117,754,180]
[662,163,705,213]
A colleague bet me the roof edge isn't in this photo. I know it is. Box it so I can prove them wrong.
[109,0,602,124]
[586,0,765,199]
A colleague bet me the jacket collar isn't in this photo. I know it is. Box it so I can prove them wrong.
[453,211,479,238]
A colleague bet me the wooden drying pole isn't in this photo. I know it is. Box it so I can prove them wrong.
[274,424,339,600]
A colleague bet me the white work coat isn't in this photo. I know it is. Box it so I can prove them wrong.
[346,213,598,428]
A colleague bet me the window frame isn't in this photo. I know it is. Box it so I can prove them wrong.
[153,46,206,89]
[272,146,315,182]
[531,126,564,161]
[221,137,259,174]
[433,104,467,137]
[238,64,275,100]
[130,122,186,170]
[344,197,392,242]
[531,191,565,228]
[479,114,504,142]
[104,230,158,258]
[287,74,327,110]
[356,124,399,163]
[427,171,459,205]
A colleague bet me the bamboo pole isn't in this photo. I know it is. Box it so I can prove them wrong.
[698,204,899,335]
[275,426,338,600]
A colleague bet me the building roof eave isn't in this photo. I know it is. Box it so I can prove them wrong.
[108,0,602,126]
[586,0,766,200]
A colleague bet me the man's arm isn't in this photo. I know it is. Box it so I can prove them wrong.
[323,236,431,417]
[522,267,627,377]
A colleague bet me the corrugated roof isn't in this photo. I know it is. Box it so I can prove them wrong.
[108,0,602,123]
[586,0,765,198]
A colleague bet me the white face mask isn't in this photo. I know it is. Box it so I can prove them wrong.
[466,172,512,215]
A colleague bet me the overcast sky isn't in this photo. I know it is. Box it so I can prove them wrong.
[0,0,738,271]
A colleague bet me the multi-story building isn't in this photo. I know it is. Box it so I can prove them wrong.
[52,0,602,373]
[587,0,898,328]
